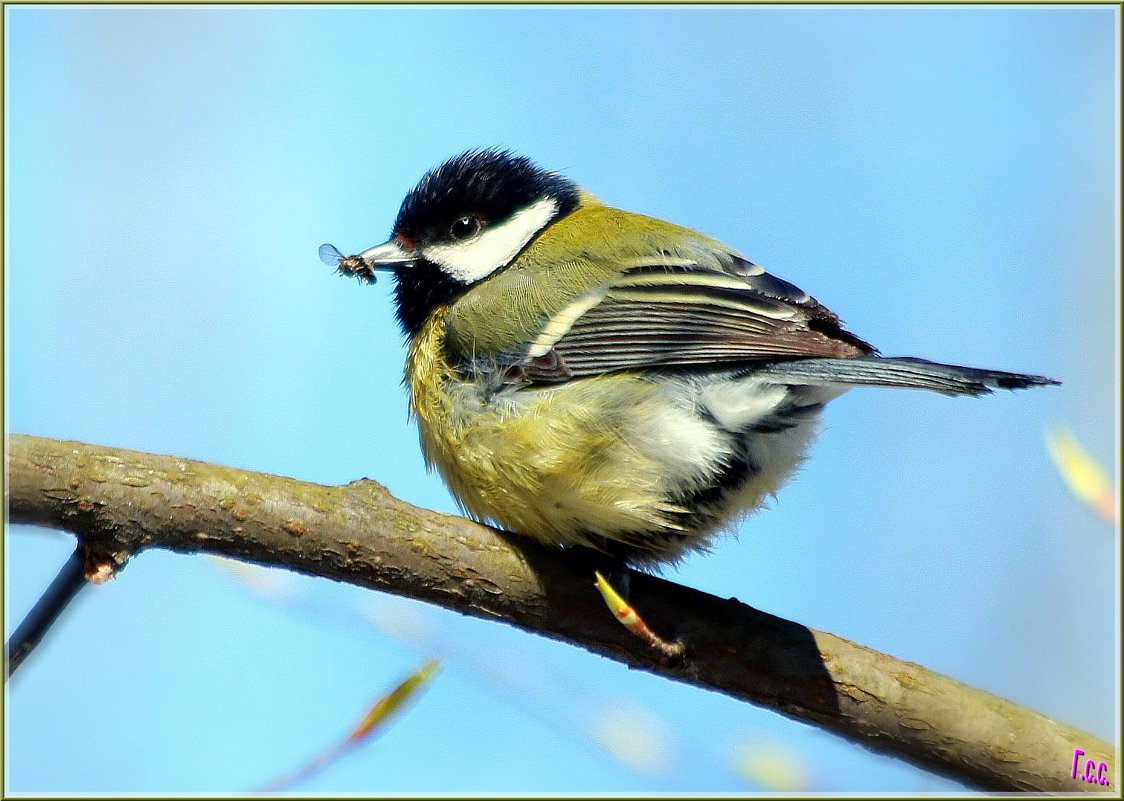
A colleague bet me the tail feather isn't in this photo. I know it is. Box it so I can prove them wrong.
[754,356,1060,397]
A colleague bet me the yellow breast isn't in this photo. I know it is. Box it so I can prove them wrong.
[405,308,689,551]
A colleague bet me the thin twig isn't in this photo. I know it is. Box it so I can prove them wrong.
[6,545,87,679]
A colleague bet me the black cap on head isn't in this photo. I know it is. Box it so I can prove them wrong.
[389,150,580,338]
[392,149,579,247]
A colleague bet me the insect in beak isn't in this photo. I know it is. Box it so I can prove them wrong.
[318,240,417,284]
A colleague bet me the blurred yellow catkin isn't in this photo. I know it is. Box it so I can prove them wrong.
[730,737,813,791]
[588,704,674,776]
[259,659,440,792]
[1045,428,1117,523]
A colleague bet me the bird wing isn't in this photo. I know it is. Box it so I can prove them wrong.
[511,253,875,383]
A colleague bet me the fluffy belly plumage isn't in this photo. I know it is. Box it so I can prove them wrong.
[407,326,841,564]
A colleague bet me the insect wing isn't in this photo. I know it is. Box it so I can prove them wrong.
[318,243,346,266]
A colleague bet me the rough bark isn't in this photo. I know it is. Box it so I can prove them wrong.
[5,434,1116,792]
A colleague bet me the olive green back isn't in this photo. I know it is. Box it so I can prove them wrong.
[444,192,738,362]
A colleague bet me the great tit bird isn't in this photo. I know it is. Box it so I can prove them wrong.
[324,149,1057,567]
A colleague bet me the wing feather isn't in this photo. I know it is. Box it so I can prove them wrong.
[511,256,873,383]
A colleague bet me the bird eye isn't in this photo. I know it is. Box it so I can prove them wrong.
[449,216,481,240]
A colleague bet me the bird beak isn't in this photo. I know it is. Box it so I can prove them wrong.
[358,239,417,273]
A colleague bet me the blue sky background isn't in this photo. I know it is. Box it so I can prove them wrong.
[4,5,1118,794]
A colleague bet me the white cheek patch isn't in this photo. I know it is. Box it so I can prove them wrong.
[422,196,559,284]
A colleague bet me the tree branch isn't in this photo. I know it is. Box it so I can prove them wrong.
[5,545,86,677]
[5,434,1114,792]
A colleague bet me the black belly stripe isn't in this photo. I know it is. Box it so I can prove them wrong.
[670,400,824,523]
[582,434,761,563]
[594,396,826,551]
[661,428,760,537]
